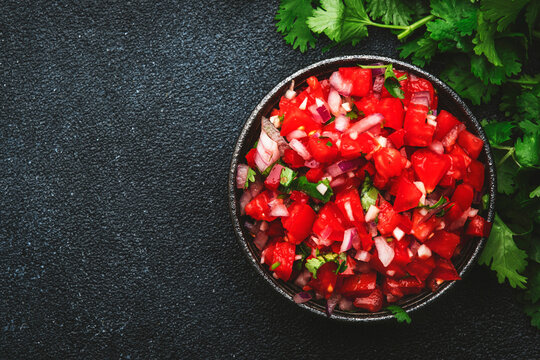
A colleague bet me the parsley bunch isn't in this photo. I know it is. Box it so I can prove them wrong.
[275,0,540,328]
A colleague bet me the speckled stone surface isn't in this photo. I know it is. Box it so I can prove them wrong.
[0,1,538,358]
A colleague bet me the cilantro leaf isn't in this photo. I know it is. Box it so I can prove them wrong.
[276,0,317,52]
[307,0,345,42]
[441,58,498,104]
[481,120,515,145]
[305,252,346,278]
[530,185,540,199]
[525,0,540,37]
[427,0,477,51]
[515,132,540,167]
[291,176,334,203]
[473,12,502,66]
[340,0,372,45]
[279,166,297,187]
[386,305,411,324]
[383,64,405,99]
[470,48,522,85]
[481,0,530,32]
[366,0,416,26]
[479,214,528,289]
[244,167,257,189]
[361,173,379,212]
[496,152,518,195]
[399,34,438,67]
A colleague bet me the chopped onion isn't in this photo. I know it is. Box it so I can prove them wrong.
[265,164,284,188]
[317,105,332,123]
[374,236,394,267]
[308,104,323,123]
[410,91,431,107]
[468,208,479,217]
[262,117,289,156]
[334,115,350,132]
[305,159,321,168]
[316,183,328,195]
[386,270,396,277]
[259,221,269,232]
[377,136,388,148]
[289,139,311,160]
[338,297,354,311]
[368,221,378,237]
[321,131,340,143]
[299,97,308,110]
[429,140,444,155]
[414,181,426,195]
[294,270,312,288]
[365,205,380,223]
[268,199,289,217]
[417,244,432,259]
[253,231,268,250]
[269,115,281,128]
[285,89,296,99]
[249,180,263,198]
[319,226,333,242]
[236,164,250,189]
[442,123,466,150]
[341,228,357,253]
[345,113,384,135]
[328,88,343,115]
[329,71,352,96]
[343,202,355,221]
[293,291,313,304]
[373,74,384,94]
[326,158,363,177]
[329,176,346,188]
[286,129,307,141]
[392,226,405,241]
[239,191,252,215]
[370,63,385,77]
[255,130,280,172]
[341,102,352,112]
[326,293,341,316]
[355,250,371,262]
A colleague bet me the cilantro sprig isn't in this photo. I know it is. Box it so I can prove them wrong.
[386,305,412,324]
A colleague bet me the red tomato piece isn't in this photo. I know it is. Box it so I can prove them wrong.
[338,67,372,97]
[245,148,257,168]
[411,208,441,242]
[393,176,423,213]
[305,167,324,183]
[261,239,277,265]
[290,190,309,203]
[312,202,349,243]
[272,241,296,281]
[282,201,316,244]
[377,199,401,235]
[451,184,474,213]
[282,148,305,169]
[308,136,338,163]
[340,272,377,298]
[353,288,383,312]
[463,160,485,192]
[457,130,484,160]
[434,110,460,141]
[403,103,435,147]
[335,188,365,226]
[411,149,450,193]
[306,76,324,99]
[406,256,436,282]
[340,132,379,159]
[280,107,320,137]
[388,128,405,149]
[377,97,405,130]
[373,148,406,179]
[465,215,489,237]
[392,238,413,266]
[383,277,424,298]
[427,258,461,291]
[245,191,277,221]
[355,94,380,116]
[424,230,460,259]
[307,262,338,298]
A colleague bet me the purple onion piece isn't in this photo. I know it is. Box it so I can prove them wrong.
[317,105,332,123]
[337,158,363,172]
[373,74,384,94]
[261,116,289,156]
[293,291,313,304]
[326,293,341,316]
[369,63,385,77]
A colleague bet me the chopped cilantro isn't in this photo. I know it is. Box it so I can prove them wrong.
[244,167,257,189]
[326,141,333,147]
[361,173,379,212]
[271,262,281,270]
[291,176,333,203]
[305,252,347,278]
[280,166,297,187]
[386,305,412,324]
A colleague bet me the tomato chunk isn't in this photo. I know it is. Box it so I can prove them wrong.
[340,132,379,159]
[424,230,460,259]
[272,241,296,281]
[335,188,365,226]
[373,148,406,179]
[457,130,484,160]
[339,67,372,97]
[393,176,423,213]
[340,272,377,298]
[411,149,450,193]
[245,191,277,221]
[282,201,316,244]
[378,97,405,130]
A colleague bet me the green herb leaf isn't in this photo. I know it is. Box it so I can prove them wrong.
[366,0,418,26]
[324,116,336,125]
[482,120,515,145]
[386,305,411,324]
[419,196,447,209]
[280,166,297,187]
[481,0,529,32]
[244,167,257,189]
[291,176,334,203]
[515,132,540,167]
[361,173,379,212]
[479,214,528,289]
[482,194,490,210]
[271,262,281,270]
[305,252,341,278]
[275,0,317,52]
[383,64,405,99]
[530,186,540,199]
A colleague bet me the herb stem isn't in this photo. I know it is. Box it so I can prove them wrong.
[507,78,540,86]
[497,148,514,167]
[366,22,409,31]
[492,145,514,151]
[397,15,436,40]
[533,30,540,39]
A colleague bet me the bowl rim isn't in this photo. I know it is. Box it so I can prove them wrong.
[228,55,496,322]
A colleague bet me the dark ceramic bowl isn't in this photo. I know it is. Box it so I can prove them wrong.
[228,55,496,322]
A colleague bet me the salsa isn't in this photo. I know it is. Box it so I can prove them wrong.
[236,64,491,314]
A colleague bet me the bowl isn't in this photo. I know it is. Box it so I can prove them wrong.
[228,55,496,322]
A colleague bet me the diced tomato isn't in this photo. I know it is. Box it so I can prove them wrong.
[267,221,284,237]
[433,110,460,141]
[388,128,405,149]
[308,136,338,163]
[355,94,379,116]
[392,238,413,266]
[312,202,349,242]
[335,188,365,226]
[272,242,295,281]
[359,232,374,251]
[339,67,372,97]
[282,201,316,244]
[439,175,455,188]
[305,167,324,183]
[307,262,338,298]
[457,130,484,160]
[404,103,435,147]
[406,256,436,282]
[290,190,309,203]
[353,288,383,312]
[411,208,441,242]
[411,149,450,193]
[465,215,489,237]
[306,76,324,99]
[373,148,406,179]
[427,258,461,291]
[378,97,405,130]
[377,199,401,235]
[444,201,464,223]
[245,148,257,168]
[405,76,435,109]
[280,107,320,137]
[446,148,469,181]
[393,176,423,213]
[383,277,424,298]
[245,191,277,221]
[282,148,305,169]
[261,237,279,265]
[424,230,460,259]
[451,184,474,213]
[463,160,485,192]
[340,272,377,298]
[340,132,379,159]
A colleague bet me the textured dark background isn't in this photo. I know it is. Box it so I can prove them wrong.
[0,1,538,358]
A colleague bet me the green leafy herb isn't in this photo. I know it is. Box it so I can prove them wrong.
[324,116,336,125]
[291,176,334,203]
[419,196,447,209]
[271,262,281,270]
[280,166,297,187]
[386,305,412,324]
[361,173,379,212]
[436,203,454,217]
[482,194,490,210]
[326,141,333,147]
[305,252,347,278]
[346,110,358,119]
[383,64,405,99]
[296,243,311,260]
[244,167,256,189]
[275,0,316,52]
[530,186,540,199]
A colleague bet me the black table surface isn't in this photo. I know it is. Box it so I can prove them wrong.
[1,1,538,358]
